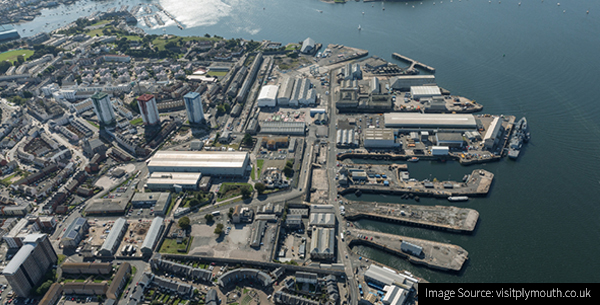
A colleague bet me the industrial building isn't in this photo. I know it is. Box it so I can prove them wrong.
[400,241,423,257]
[257,85,279,107]
[277,77,294,106]
[389,75,436,90]
[363,264,417,289]
[301,37,316,54]
[147,151,250,177]
[435,132,465,148]
[183,92,204,124]
[430,146,449,156]
[98,218,128,256]
[0,24,20,42]
[61,217,89,248]
[410,86,442,99]
[336,129,358,147]
[483,116,503,149]
[382,285,409,305]
[250,220,267,248]
[309,205,336,228]
[371,77,380,94]
[384,113,477,129]
[364,129,397,148]
[91,92,116,125]
[260,121,306,136]
[141,217,165,256]
[131,192,172,216]
[2,234,58,297]
[137,94,160,125]
[310,227,335,260]
[145,172,203,193]
[289,78,313,106]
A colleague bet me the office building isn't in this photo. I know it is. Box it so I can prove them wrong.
[137,94,160,125]
[91,92,116,125]
[183,92,204,124]
[2,234,58,297]
[61,217,89,248]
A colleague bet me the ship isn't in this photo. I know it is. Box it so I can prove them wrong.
[407,157,419,162]
[448,196,469,202]
[507,117,529,159]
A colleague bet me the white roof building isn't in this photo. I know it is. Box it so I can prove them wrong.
[257,85,279,107]
[410,86,442,99]
[147,151,250,177]
[384,113,477,129]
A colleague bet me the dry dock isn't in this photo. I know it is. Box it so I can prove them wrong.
[344,202,479,233]
[347,228,468,272]
[392,53,436,73]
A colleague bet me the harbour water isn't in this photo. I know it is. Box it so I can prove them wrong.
[14,0,600,282]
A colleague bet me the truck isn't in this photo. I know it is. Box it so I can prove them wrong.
[340,233,344,241]
[211,211,220,216]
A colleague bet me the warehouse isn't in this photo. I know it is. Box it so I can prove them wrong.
[98,218,128,256]
[389,75,436,90]
[257,85,279,107]
[384,113,477,129]
[277,77,295,106]
[310,227,335,260]
[145,172,202,192]
[410,86,442,99]
[260,121,306,136]
[364,264,417,289]
[147,151,250,177]
[364,129,397,148]
[141,217,165,256]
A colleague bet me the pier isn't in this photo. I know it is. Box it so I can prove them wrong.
[392,52,436,73]
[347,228,468,272]
[339,169,494,198]
[344,202,479,233]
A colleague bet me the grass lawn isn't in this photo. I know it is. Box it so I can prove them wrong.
[86,120,99,128]
[130,117,143,125]
[0,172,19,186]
[159,237,192,254]
[0,49,35,64]
[217,183,253,202]
[57,254,67,266]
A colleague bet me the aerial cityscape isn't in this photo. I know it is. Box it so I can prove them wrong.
[0,0,599,305]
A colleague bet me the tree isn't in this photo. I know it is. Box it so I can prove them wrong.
[241,187,252,199]
[214,223,224,235]
[0,61,11,74]
[242,133,253,146]
[189,198,200,207]
[204,213,213,223]
[228,207,234,219]
[16,55,24,64]
[255,183,266,195]
[178,216,190,229]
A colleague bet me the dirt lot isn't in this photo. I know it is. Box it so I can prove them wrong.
[188,222,275,261]
[87,219,151,257]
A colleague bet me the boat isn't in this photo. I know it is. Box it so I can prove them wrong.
[448,196,469,202]
[358,25,361,31]
[507,117,529,159]
[408,157,419,162]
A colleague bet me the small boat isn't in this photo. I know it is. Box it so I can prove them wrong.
[355,190,362,197]
[408,157,419,162]
[448,196,469,202]
[358,25,361,31]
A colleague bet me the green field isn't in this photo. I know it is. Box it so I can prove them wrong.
[0,49,34,64]
[130,118,143,125]
[206,71,228,77]
[159,237,192,254]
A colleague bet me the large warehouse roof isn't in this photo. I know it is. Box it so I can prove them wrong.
[384,113,477,129]
[148,151,249,171]
[257,85,279,101]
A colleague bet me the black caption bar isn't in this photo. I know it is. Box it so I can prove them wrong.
[419,283,599,305]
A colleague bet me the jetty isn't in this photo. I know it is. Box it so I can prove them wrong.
[347,228,468,272]
[392,52,436,73]
[339,169,494,198]
[344,202,479,233]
